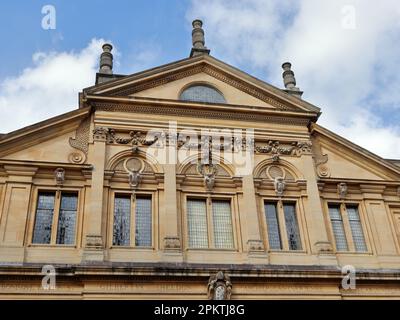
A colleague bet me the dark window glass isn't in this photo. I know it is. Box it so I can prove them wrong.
[113,195,131,246]
[56,193,78,245]
[283,203,302,250]
[32,192,56,244]
[264,202,282,250]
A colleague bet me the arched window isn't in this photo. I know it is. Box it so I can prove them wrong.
[180,84,226,104]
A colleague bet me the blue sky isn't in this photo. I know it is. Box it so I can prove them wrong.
[0,0,399,158]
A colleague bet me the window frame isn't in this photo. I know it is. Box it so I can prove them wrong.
[178,82,226,104]
[260,197,305,252]
[183,194,237,251]
[108,190,155,249]
[28,188,81,247]
[325,201,371,254]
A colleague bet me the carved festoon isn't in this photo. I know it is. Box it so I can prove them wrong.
[93,127,109,141]
[198,163,217,191]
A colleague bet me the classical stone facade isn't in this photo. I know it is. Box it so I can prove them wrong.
[0,21,400,299]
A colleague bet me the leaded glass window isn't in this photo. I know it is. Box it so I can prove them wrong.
[180,85,226,104]
[283,203,302,250]
[212,200,234,249]
[32,192,56,244]
[113,195,131,246]
[328,205,348,251]
[135,196,152,247]
[187,199,209,248]
[264,202,282,250]
[56,193,78,245]
[347,206,367,252]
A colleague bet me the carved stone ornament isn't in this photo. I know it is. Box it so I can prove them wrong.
[93,127,109,141]
[198,163,217,191]
[207,271,232,300]
[85,235,103,249]
[274,177,286,197]
[128,171,142,189]
[314,241,333,254]
[255,140,312,157]
[247,239,264,252]
[337,182,348,198]
[164,236,181,249]
[54,168,65,185]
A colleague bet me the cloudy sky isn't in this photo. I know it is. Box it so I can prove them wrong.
[0,0,399,158]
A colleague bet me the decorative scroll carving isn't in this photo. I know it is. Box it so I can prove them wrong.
[69,117,90,156]
[164,236,181,249]
[207,271,232,300]
[337,182,348,198]
[274,177,286,197]
[311,137,330,178]
[54,168,65,185]
[68,152,86,164]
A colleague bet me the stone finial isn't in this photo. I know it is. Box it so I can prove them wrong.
[282,62,303,98]
[190,19,210,57]
[99,43,113,74]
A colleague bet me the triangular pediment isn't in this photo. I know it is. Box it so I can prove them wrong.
[312,124,400,181]
[84,55,320,115]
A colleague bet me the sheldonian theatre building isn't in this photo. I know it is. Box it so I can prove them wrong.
[0,20,400,299]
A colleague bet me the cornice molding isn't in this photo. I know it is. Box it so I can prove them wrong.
[92,101,312,126]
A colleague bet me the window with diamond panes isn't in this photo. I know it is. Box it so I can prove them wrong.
[346,206,367,252]
[187,199,209,248]
[56,193,78,245]
[283,203,302,250]
[112,194,153,247]
[328,205,348,251]
[32,191,78,245]
[180,85,226,104]
[212,200,234,249]
[328,204,367,252]
[32,192,56,244]
[263,200,302,251]
[113,195,131,246]
[264,202,282,250]
[135,196,152,247]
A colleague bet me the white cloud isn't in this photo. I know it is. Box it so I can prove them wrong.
[0,38,107,133]
[188,0,400,158]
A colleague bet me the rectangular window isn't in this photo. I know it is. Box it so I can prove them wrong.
[212,200,234,249]
[328,205,348,251]
[113,195,131,246]
[187,199,208,248]
[32,192,56,244]
[328,204,367,252]
[347,206,367,252]
[135,196,152,247]
[32,191,78,245]
[264,202,282,250]
[283,203,302,250]
[112,194,153,247]
[56,193,78,245]
[263,200,302,251]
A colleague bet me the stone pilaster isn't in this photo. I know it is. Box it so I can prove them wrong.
[82,127,108,262]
